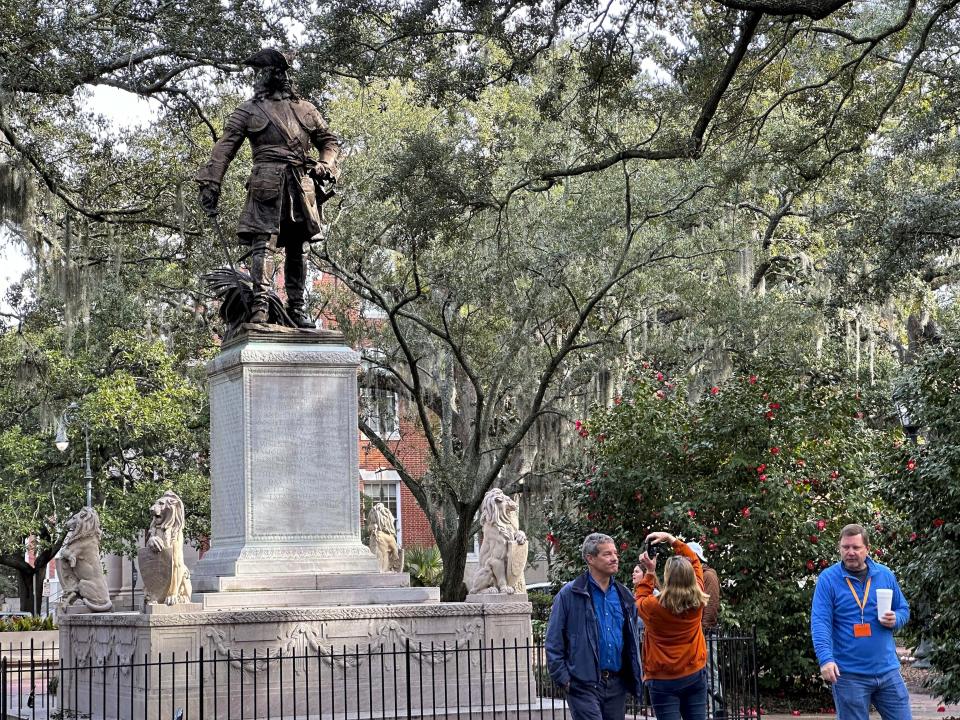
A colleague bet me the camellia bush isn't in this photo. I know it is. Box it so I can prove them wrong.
[882,325,960,702]
[547,358,902,695]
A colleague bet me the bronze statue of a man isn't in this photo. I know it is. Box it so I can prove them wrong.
[197,48,339,327]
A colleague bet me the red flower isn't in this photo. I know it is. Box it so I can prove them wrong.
[906,459,916,472]
[809,535,819,544]
[656,372,664,382]
[710,386,720,395]
[596,433,606,443]
[712,527,719,535]
[579,428,589,438]
[741,507,751,518]
[687,509,697,518]
[819,559,828,568]
[875,548,884,557]
[584,478,591,485]
[854,411,864,419]
[817,520,826,531]
[796,458,806,467]
[575,419,583,431]
[937,706,946,713]
[770,447,780,455]
[748,375,758,384]
[830,470,839,479]
[709,542,718,551]
[933,518,945,528]
[757,464,767,473]
[642,362,650,369]
[589,491,598,500]
[805,561,815,572]
[614,396,622,405]
[769,402,781,410]
[759,474,767,482]
[909,532,918,541]
[765,410,775,421]
[546,532,558,547]
[655,390,666,400]
[620,542,629,551]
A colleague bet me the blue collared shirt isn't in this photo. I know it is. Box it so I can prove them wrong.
[587,573,624,672]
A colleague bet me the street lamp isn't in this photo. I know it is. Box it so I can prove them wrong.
[54,406,94,508]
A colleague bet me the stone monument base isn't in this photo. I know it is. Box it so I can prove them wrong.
[58,601,534,720]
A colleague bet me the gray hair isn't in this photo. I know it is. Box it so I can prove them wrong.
[581,533,616,561]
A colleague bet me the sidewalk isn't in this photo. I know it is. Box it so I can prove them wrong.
[764,691,960,720]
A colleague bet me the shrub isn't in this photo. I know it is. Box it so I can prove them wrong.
[0,615,56,632]
[547,359,900,694]
[404,545,443,587]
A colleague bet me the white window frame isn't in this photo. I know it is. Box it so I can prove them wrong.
[360,386,400,439]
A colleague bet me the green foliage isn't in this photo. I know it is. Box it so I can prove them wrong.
[0,615,55,632]
[548,356,901,694]
[529,590,554,642]
[881,318,960,702]
[404,545,443,587]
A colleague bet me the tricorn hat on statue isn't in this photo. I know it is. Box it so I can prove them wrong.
[243,48,290,71]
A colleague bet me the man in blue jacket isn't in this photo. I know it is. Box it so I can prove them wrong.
[811,523,911,720]
[546,533,643,720]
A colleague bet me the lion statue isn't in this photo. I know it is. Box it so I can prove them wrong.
[58,507,114,613]
[137,490,193,605]
[469,488,528,594]
[367,502,404,573]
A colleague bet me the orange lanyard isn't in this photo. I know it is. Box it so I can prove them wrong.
[845,577,871,624]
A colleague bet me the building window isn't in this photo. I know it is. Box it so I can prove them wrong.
[360,387,399,436]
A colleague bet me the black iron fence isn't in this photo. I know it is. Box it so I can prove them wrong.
[2,630,759,720]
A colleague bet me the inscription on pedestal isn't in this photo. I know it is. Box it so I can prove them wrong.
[249,369,356,538]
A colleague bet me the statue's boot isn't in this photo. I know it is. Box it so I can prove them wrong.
[248,235,274,324]
[285,240,315,328]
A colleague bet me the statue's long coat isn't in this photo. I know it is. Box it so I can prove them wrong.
[196,97,339,245]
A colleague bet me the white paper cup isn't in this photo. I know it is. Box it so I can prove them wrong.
[876,588,893,619]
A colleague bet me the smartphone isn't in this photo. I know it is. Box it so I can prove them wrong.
[646,539,659,559]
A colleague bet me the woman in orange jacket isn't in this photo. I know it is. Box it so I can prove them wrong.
[632,531,710,720]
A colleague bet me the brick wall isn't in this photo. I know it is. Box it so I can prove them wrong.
[357,393,436,549]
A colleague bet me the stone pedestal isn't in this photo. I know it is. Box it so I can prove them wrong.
[58,601,536,720]
[192,330,379,582]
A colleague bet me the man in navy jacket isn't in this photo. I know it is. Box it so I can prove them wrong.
[546,533,643,720]
[811,523,911,720]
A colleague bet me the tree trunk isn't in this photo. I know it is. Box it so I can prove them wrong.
[16,567,37,615]
[437,514,475,602]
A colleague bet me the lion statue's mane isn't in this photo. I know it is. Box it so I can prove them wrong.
[367,502,403,573]
[58,507,114,613]
[469,488,528,594]
[142,490,193,605]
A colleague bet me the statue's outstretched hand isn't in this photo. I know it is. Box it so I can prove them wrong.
[198,183,221,217]
[310,163,337,184]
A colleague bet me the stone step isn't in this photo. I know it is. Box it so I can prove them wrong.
[194,585,440,610]
[192,571,412,593]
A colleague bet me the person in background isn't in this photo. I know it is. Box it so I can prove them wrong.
[546,533,643,720]
[633,531,710,720]
[687,541,724,719]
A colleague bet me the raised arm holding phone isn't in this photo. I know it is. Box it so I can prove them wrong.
[632,531,710,720]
